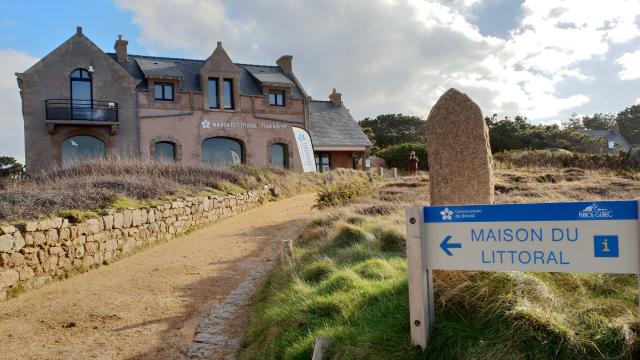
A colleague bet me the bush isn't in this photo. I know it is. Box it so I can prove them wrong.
[495,150,630,170]
[375,143,428,170]
[315,177,374,208]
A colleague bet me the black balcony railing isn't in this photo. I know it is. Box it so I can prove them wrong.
[45,99,118,122]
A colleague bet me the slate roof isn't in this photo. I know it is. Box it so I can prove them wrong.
[580,129,631,151]
[308,101,372,147]
[107,53,304,98]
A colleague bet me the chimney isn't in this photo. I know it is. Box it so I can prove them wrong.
[114,34,128,63]
[276,55,293,73]
[76,26,83,35]
[329,88,342,107]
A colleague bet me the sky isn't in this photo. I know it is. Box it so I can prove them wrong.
[1,0,640,162]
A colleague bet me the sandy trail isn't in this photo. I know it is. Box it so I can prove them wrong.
[0,193,315,360]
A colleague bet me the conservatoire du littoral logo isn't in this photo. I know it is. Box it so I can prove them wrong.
[440,208,453,221]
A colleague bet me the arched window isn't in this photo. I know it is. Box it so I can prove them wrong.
[154,141,176,161]
[70,69,92,108]
[270,143,287,169]
[201,137,243,167]
[61,135,105,167]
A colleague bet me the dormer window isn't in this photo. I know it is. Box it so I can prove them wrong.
[154,83,173,101]
[208,78,219,109]
[269,90,285,107]
[223,79,234,109]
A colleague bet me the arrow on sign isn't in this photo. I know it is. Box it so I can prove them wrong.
[440,235,462,256]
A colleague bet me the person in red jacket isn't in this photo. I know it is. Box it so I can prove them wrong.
[407,151,419,176]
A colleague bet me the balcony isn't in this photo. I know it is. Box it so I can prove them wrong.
[45,99,119,134]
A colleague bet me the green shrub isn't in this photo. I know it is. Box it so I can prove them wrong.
[375,143,428,170]
[316,177,374,208]
[332,223,374,248]
[495,150,630,170]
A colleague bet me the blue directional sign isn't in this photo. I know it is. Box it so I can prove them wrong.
[439,235,461,256]
[420,200,640,274]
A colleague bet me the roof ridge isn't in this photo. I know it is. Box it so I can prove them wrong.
[108,52,280,68]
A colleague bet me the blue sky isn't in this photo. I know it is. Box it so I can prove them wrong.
[1,0,640,162]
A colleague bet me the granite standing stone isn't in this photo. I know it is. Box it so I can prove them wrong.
[426,88,493,205]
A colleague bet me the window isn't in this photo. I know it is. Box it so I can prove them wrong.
[270,143,287,169]
[70,69,92,108]
[201,137,243,167]
[315,152,330,173]
[61,135,105,168]
[269,90,285,106]
[154,83,173,101]
[223,79,233,109]
[154,141,176,161]
[208,79,219,109]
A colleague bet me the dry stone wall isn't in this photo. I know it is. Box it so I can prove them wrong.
[0,185,275,300]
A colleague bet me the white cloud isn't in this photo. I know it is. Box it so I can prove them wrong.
[0,49,38,163]
[113,0,640,123]
[617,50,640,80]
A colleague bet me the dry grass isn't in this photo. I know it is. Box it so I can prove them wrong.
[0,158,338,223]
[241,166,640,359]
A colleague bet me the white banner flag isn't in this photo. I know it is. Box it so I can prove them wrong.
[292,127,316,172]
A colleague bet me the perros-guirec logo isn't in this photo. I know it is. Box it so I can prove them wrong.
[440,207,453,221]
[579,203,612,219]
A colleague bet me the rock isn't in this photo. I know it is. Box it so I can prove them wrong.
[45,229,58,244]
[0,269,19,288]
[103,215,114,230]
[12,232,25,252]
[17,266,34,282]
[84,242,99,255]
[113,213,124,229]
[132,210,143,227]
[147,210,156,223]
[86,218,103,235]
[0,224,16,235]
[37,219,54,231]
[123,210,133,228]
[20,221,39,232]
[59,227,71,241]
[426,88,494,205]
[0,234,14,252]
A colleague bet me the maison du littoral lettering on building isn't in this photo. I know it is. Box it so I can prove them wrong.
[15,27,372,173]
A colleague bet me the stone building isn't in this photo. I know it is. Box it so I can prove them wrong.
[15,27,371,173]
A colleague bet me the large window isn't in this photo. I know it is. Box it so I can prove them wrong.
[208,79,219,109]
[70,69,92,108]
[61,135,105,168]
[315,152,330,173]
[154,83,173,101]
[270,143,287,169]
[269,90,285,106]
[201,137,243,167]
[154,141,176,161]
[223,79,233,109]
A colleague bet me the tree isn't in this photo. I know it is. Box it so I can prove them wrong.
[0,156,23,177]
[358,114,426,148]
[487,115,602,153]
[563,113,584,130]
[616,105,640,144]
[582,113,616,130]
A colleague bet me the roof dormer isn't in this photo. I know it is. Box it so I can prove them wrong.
[199,42,241,111]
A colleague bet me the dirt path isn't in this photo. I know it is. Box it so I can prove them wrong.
[0,193,315,360]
